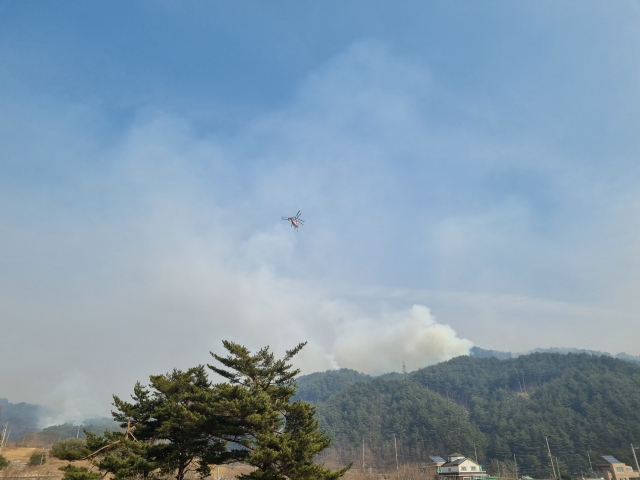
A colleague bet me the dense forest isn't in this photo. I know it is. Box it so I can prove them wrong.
[297,353,640,478]
[294,369,374,404]
[469,347,640,366]
[294,369,403,404]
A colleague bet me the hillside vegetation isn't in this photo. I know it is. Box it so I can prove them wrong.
[299,353,640,478]
[317,378,486,455]
[294,369,374,404]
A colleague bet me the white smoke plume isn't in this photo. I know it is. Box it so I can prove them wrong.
[0,41,477,418]
[332,305,472,374]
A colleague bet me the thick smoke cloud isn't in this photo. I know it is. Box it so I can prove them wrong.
[0,43,475,419]
[332,305,472,373]
[3,39,640,423]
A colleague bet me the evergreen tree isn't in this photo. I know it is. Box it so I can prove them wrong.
[112,366,229,480]
[50,439,91,461]
[84,430,156,480]
[58,465,101,480]
[206,340,350,480]
[28,451,47,466]
[51,340,350,480]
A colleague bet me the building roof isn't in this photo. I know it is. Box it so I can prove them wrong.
[602,456,621,464]
[442,458,468,467]
[430,456,446,463]
[450,453,464,457]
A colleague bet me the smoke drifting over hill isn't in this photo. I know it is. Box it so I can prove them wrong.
[331,305,472,373]
[4,33,640,422]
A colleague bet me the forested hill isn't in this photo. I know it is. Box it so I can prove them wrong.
[294,369,373,404]
[0,398,49,440]
[470,346,640,366]
[294,368,403,404]
[306,353,640,479]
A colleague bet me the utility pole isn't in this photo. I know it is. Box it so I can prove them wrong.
[546,437,558,480]
[77,426,81,439]
[0,423,7,453]
[474,444,479,463]
[514,454,518,480]
[631,445,640,479]
[362,436,365,472]
[394,434,400,480]
[587,451,594,477]
[38,450,44,480]
[556,457,562,480]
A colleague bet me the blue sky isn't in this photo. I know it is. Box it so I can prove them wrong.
[2,1,640,419]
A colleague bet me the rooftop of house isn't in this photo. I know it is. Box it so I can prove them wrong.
[601,456,622,465]
[442,458,468,467]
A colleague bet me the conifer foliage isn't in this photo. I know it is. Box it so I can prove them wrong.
[112,366,229,480]
[206,341,351,480]
[83,430,156,480]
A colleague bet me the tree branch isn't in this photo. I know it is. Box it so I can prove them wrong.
[82,441,121,460]
[215,436,255,451]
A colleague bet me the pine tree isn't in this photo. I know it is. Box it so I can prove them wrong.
[112,366,230,480]
[84,430,156,480]
[50,439,90,461]
[58,465,101,480]
[51,340,350,480]
[206,341,351,480]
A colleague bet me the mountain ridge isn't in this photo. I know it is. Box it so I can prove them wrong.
[301,353,640,479]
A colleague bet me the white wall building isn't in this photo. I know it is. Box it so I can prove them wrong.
[438,453,488,480]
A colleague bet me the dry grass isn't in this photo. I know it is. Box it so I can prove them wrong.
[343,463,429,480]
[0,446,97,479]
[200,463,255,479]
[0,447,427,480]
[0,449,256,480]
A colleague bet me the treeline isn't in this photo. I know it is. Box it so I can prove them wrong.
[24,422,122,446]
[297,353,640,479]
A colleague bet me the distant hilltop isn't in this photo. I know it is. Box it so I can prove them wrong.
[0,398,115,442]
[0,398,49,440]
[470,346,640,365]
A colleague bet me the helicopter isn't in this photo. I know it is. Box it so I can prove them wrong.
[282,211,304,231]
